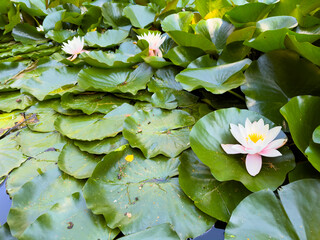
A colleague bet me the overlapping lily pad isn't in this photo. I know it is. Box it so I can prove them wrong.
[83,147,215,239]
[225,179,320,240]
[123,108,195,158]
[0,91,37,112]
[190,108,295,192]
[55,103,136,141]
[78,63,153,95]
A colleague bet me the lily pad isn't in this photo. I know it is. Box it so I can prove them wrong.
[20,192,119,240]
[242,50,320,128]
[0,61,29,91]
[119,223,179,240]
[58,142,103,179]
[164,46,205,67]
[25,101,60,132]
[78,63,153,95]
[288,161,320,182]
[0,133,27,180]
[0,111,24,137]
[7,167,84,238]
[190,108,295,192]
[123,5,156,28]
[225,179,320,240]
[281,96,320,171]
[74,134,128,155]
[179,150,251,222]
[101,2,131,29]
[83,147,215,239]
[123,108,195,158]
[55,103,136,141]
[61,93,130,115]
[0,91,37,112]
[0,223,16,240]
[175,58,251,94]
[84,29,128,48]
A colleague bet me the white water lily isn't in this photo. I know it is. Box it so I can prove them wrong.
[221,118,287,176]
[137,32,166,57]
[61,36,87,61]
[36,25,44,32]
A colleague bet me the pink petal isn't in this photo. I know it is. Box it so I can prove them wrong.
[245,154,262,176]
[259,148,282,157]
[221,144,247,154]
[265,138,287,150]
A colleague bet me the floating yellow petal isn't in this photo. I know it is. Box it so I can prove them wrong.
[125,154,134,162]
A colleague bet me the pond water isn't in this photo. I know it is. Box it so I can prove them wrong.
[0,180,225,239]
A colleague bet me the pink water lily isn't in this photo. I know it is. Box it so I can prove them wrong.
[137,32,166,57]
[62,36,87,61]
[221,118,287,176]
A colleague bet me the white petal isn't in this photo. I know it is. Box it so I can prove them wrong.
[230,124,247,146]
[264,126,281,144]
[245,118,252,133]
[259,149,282,157]
[221,144,247,154]
[265,138,287,150]
[245,154,262,176]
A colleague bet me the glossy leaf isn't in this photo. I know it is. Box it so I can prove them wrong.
[281,96,320,171]
[20,192,119,240]
[84,30,128,48]
[55,103,136,141]
[225,179,320,240]
[164,46,205,67]
[123,5,156,28]
[101,2,131,29]
[0,91,37,112]
[176,58,251,94]
[7,167,83,237]
[179,150,251,222]
[190,108,295,192]
[78,63,153,95]
[12,24,47,45]
[123,108,195,158]
[58,142,103,179]
[83,147,215,239]
[242,50,320,128]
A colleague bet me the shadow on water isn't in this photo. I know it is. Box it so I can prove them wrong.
[0,179,12,225]
[0,180,225,239]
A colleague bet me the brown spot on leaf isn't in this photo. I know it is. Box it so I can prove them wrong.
[67,222,74,229]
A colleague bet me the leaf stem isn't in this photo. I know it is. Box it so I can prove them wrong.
[228,90,245,101]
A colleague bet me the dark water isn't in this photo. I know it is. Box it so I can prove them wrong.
[0,181,224,239]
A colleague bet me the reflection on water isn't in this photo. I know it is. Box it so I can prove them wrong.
[0,180,12,225]
[0,181,224,239]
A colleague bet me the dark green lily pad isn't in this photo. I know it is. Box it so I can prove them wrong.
[83,147,215,239]
[179,150,251,222]
[190,108,295,192]
[123,108,195,158]
[225,179,320,240]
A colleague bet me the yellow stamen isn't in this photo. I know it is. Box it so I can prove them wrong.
[247,133,264,143]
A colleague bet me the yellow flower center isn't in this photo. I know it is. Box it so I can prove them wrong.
[247,133,264,143]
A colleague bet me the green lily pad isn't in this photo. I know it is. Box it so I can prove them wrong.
[15,129,66,161]
[83,147,215,239]
[61,93,130,115]
[225,179,320,240]
[161,12,194,32]
[84,29,128,48]
[74,134,128,155]
[190,108,295,192]
[281,96,320,172]
[179,150,251,222]
[45,29,77,43]
[58,142,103,179]
[187,55,217,69]
[150,90,178,110]
[0,111,24,137]
[175,58,251,94]
[0,61,29,91]
[101,2,131,29]
[164,46,205,67]
[55,103,136,141]
[12,23,47,45]
[285,34,320,66]
[12,60,83,101]
[194,0,233,18]
[256,16,298,32]
[242,50,320,128]
[25,101,60,132]
[7,167,83,238]
[0,133,27,180]
[194,18,234,53]
[143,56,172,68]
[0,91,37,112]
[20,192,119,240]
[78,63,153,95]
[119,223,179,240]
[123,5,156,28]
[0,223,16,240]
[123,108,195,158]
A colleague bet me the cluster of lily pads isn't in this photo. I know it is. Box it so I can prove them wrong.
[0,0,320,239]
